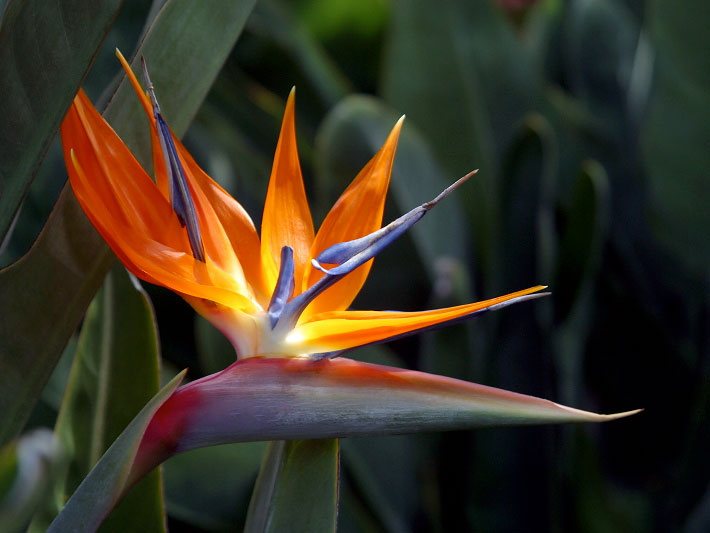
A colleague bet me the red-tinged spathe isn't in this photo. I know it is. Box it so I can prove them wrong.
[128,357,641,485]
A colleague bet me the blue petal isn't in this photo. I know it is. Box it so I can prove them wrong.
[267,246,295,327]
[312,170,477,276]
[143,58,205,262]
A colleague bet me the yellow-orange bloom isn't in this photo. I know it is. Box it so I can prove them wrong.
[61,51,546,358]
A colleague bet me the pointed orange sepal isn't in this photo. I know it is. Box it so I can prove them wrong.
[301,117,405,320]
[290,286,548,354]
[260,89,315,295]
[116,50,265,302]
[61,90,256,313]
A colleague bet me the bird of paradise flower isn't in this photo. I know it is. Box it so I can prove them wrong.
[51,50,639,530]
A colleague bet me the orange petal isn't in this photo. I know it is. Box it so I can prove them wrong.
[300,117,404,320]
[63,91,181,248]
[117,50,262,300]
[260,89,314,295]
[173,138,267,305]
[289,286,547,354]
[115,50,170,198]
[62,93,256,313]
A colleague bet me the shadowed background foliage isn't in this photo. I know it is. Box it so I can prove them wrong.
[0,0,707,531]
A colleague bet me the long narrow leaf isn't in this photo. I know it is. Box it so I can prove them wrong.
[245,439,340,533]
[31,266,163,531]
[47,371,185,533]
[0,0,123,243]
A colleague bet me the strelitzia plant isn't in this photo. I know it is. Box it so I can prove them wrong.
[51,51,639,529]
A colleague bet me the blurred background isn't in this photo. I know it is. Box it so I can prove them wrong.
[2,0,707,531]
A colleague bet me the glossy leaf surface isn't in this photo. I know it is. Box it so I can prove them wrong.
[0,0,123,242]
[33,266,164,531]
[245,439,340,533]
[47,371,185,533]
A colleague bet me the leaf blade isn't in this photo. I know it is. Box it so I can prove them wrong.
[33,266,165,531]
[47,371,185,533]
[245,439,340,533]
[0,0,124,242]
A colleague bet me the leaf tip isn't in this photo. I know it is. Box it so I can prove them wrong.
[554,404,643,422]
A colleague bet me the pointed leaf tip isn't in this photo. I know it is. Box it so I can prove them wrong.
[552,405,643,422]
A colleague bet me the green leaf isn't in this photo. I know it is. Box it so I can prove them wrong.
[0,187,112,447]
[245,439,340,533]
[641,0,710,275]
[381,0,494,269]
[382,0,493,177]
[563,0,640,133]
[341,435,416,533]
[31,266,163,531]
[249,0,351,107]
[0,429,62,533]
[0,0,124,243]
[164,442,265,530]
[47,371,186,533]
[105,0,258,163]
[553,160,610,407]
[0,0,258,446]
[381,0,539,275]
[498,113,558,294]
[555,160,610,322]
[315,95,469,280]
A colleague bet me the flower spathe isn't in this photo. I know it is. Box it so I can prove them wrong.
[128,357,641,485]
[61,50,546,360]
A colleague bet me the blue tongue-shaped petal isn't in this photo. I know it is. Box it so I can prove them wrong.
[267,246,295,327]
[312,170,477,276]
[271,170,477,333]
[142,58,205,262]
